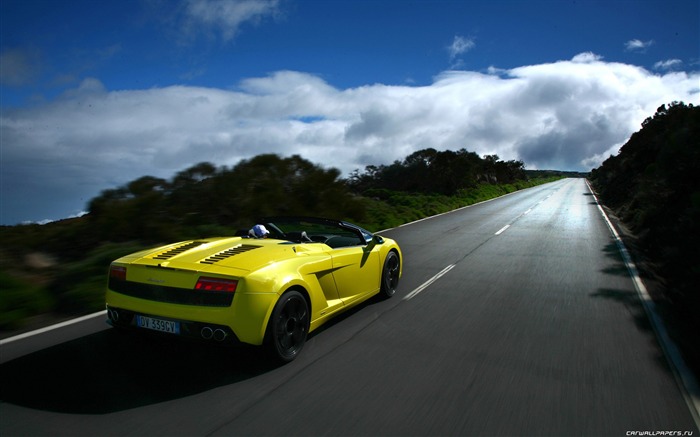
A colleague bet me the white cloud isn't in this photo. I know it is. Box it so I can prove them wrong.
[654,59,683,71]
[2,52,699,223]
[625,39,654,52]
[183,0,280,42]
[448,35,475,61]
[571,52,603,63]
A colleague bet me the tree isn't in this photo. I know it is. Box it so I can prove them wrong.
[589,102,699,338]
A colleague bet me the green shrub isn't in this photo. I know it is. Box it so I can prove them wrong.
[50,242,147,314]
[0,271,53,330]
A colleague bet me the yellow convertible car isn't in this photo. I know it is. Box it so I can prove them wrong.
[106,217,402,362]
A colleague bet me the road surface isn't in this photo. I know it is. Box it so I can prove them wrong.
[1,178,697,436]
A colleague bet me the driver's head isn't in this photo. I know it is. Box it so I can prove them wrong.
[251,224,270,238]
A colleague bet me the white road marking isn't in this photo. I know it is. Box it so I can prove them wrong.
[494,195,549,236]
[403,264,455,301]
[495,224,510,235]
[0,310,107,346]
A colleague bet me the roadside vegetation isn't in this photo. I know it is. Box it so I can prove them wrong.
[589,101,699,375]
[0,151,565,331]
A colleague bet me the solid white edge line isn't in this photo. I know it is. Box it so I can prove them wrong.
[403,265,455,301]
[586,180,700,429]
[0,310,107,346]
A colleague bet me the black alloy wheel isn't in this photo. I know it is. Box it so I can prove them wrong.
[267,290,309,363]
[380,251,400,298]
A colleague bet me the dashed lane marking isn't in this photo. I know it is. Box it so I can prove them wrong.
[403,264,456,301]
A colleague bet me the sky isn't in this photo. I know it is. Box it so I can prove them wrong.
[1,0,699,225]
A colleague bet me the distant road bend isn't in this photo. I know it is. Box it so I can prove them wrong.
[1,178,698,436]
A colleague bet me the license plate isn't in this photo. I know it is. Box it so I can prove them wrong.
[136,315,180,335]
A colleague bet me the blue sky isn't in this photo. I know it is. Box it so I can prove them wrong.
[1,0,699,224]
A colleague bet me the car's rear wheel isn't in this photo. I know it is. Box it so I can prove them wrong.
[380,251,400,298]
[266,290,309,363]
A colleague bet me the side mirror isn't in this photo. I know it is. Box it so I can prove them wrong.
[363,234,384,252]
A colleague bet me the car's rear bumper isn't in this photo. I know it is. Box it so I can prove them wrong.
[106,305,241,344]
[105,288,278,346]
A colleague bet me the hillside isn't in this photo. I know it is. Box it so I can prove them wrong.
[589,101,699,373]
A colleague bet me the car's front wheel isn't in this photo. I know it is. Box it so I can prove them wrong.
[265,290,309,363]
[380,251,400,298]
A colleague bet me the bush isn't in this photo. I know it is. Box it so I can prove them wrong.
[50,242,148,314]
[0,271,53,330]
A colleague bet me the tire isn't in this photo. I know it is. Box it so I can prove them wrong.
[380,251,400,299]
[265,290,310,363]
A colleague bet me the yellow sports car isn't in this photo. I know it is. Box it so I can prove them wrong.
[106,217,402,362]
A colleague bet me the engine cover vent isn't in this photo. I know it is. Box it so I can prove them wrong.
[152,241,206,260]
[200,244,260,265]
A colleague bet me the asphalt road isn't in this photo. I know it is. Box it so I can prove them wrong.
[1,178,697,436]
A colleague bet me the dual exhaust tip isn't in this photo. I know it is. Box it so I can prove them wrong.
[201,327,228,342]
[108,308,120,322]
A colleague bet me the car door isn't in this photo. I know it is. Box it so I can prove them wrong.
[330,238,382,306]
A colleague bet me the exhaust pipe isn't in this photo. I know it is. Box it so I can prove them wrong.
[213,329,227,342]
[201,327,227,341]
[201,327,213,340]
[108,309,119,322]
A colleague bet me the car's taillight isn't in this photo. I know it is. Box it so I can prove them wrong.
[195,277,238,293]
[109,265,127,281]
